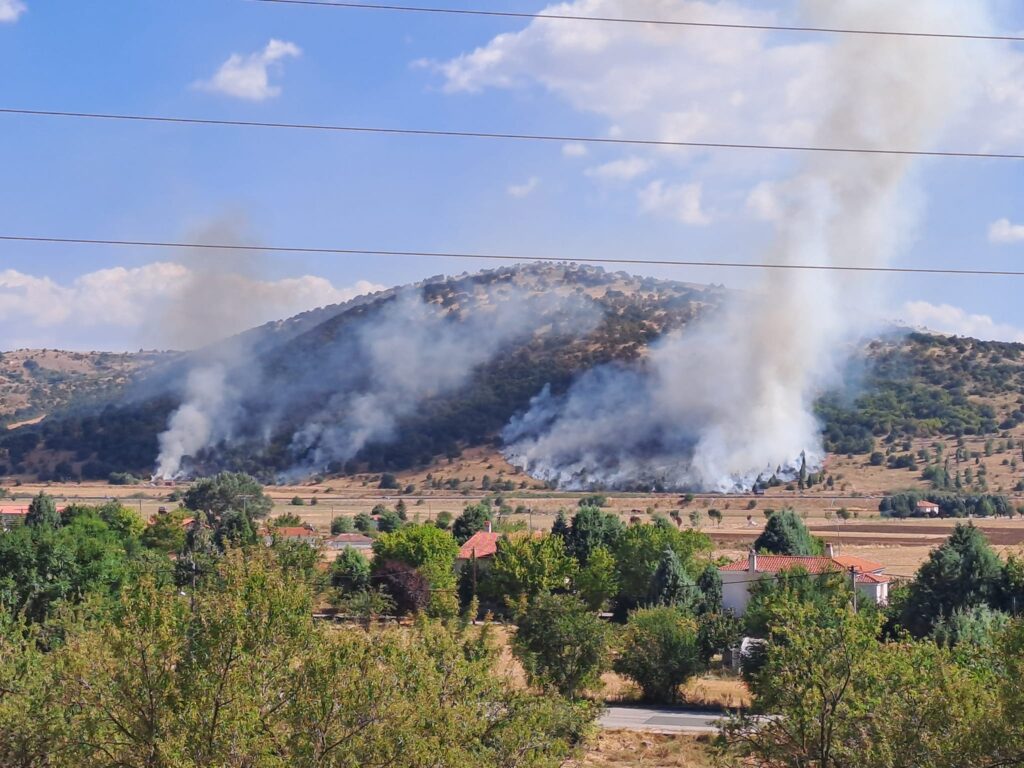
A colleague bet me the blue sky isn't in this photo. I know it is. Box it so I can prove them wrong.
[1,0,1024,350]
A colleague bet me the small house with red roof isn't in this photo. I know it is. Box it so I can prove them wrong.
[720,544,889,616]
[915,500,940,517]
[264,525,322,547]
[456,521,500,566]
[0,506,29,530]
[325,532,373,551]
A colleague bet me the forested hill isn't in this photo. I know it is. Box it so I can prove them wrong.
[1,264,1021,485]
[0,264,723,481]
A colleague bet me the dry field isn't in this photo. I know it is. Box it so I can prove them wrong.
[579,731,715,768]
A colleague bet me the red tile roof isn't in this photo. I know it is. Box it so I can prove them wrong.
[458,531,501,559]
[274,527,321,538]
[855,572,890,585]
[327,533,373,545]
[0,507,28,516]
[721,554,884,575]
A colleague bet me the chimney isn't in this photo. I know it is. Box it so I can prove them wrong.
[485,520,492,533]
[826,542,835,558]
[748,550,757,573]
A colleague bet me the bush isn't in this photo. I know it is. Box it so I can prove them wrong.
[290,496,305,506]
[370,560,430,615]
[513,594,609,699]
[378,473,399,490]
[330,547,371,594]
[330,516,353,535]
[614,607,702,704]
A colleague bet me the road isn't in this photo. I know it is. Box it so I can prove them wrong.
[600,706,726,734]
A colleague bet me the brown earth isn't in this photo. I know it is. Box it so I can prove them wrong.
[579,732,715,768]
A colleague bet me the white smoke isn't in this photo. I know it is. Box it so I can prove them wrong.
[503,0,993,491]
[290,286,598,472]
[155,365,234,479]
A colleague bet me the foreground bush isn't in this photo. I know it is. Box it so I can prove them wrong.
[0,549,596,767]
[614,606,702,704]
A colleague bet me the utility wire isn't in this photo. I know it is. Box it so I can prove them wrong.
[2,108,1023,160]
[5,234,1024,277]
[249,0,1024,43]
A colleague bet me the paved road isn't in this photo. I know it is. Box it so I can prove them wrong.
[600,706,726,734]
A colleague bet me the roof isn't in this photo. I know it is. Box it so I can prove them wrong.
[916,500,939,508]
[721,553,885,576]
[0,507,28,516]
[855,572,890,585]
[327,533,373,545]
[274,527,321,538]
[458,531,501,559]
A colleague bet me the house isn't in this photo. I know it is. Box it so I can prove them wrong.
[916,500,940,517]
[456,522,500,568]
[720,545,890,617]
[0,506,29,530]
[265,526,322,547]
[325,533,373,551]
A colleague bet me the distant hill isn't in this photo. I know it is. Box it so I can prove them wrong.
[1,265,1021,489]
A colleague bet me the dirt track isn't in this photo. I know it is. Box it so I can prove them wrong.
[709,523,1024,548]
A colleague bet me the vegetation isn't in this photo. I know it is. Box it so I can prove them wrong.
[614,607,702,704]
[752,509,823,556]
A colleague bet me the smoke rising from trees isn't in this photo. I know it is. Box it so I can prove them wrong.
[502,0,993,491]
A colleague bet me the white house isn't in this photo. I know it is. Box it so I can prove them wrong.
[720,545,890,617]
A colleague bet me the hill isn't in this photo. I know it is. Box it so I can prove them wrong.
[0,265,1020,490]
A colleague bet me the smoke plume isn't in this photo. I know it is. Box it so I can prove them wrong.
[503,0,991,491]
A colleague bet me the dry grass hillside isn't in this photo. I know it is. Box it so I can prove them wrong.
[0,349,168,428]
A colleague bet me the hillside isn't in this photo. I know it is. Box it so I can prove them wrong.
[0,265,1021,490]
[0,349,170,430]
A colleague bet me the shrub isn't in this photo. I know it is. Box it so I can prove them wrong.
[330,516,353,535]
[330,547,371,594]
[614,607,702,704]
[290,496,305,506]
[513,593,609,699]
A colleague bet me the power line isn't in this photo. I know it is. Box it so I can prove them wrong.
[249,0,1024,43]
[2,107,1023,161]
[4,234,1024,277]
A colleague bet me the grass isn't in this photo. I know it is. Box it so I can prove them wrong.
[579,731,716,768]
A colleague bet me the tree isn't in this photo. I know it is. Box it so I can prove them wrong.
[452,503,492,544]
[369,560,431,615]
[290,496,305,506]
[141,508,190,552]
[614,607,702,704]
[564,507,624,565]
[707,508,723,527]
[612,523,711,615]
[551,511,570,540]
[487,534,577,603]
[575,546,618,611]
[183,472,272,521]
[330,547,371,594]
[371,524,459,592]
[649,546,699,610]
[900,523,1004,637]
[378,472,399,490]
[753,509,823,556]
[696,563,723,615]
[375,509,403,534]
[330,516,353,535]
[577,494,608,508]
[353,512,375,533]
[25,492,59,529]
[512,593,609,699]
[272,513,302,527]
[434,510,453,531]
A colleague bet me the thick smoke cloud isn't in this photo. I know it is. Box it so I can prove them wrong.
[503,0,992,491]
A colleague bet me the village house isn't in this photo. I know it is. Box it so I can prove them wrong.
[324,532,373,551]
[719,545,890,617]
[455,522,500,570]
[0,506,29,530]
[916,499,940,517]
[264,525,322,547]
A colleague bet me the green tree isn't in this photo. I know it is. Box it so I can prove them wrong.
[614,607,702,704]
[378,472,399,490]
[512,593,609,699]
[753,508,824,556]
[272,512,303,527]
[376,509,403,534]
[564,507,624,566]
[574,546,618,611]
[452,503,492,544]
[141,509,191,553]
[900,523,1004,637]
[612,523,711,615]
[372,525,459,616]
[25,492,59,530]
[290,496,306,506]
[488,534,577,603]
[696,563,723,615]
[330,547,371,594]
[183,472,272,521]
[330,516,353,535]
[648,546,699,610]
[353,512,375,533]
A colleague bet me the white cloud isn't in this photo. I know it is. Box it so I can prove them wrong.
[901,300,1024,343]
[562,142,588,157]
[507,177,540,198]
[430,0,1024,213]
[0,263,381,350]
[0,0,25,23]
[989,218,1024,244]
[195,39,301,101]
[745,181,783,222]
[585,156,651,181]
[638,180,710,225]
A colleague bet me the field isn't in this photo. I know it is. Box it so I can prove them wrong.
[580,732,714,768]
